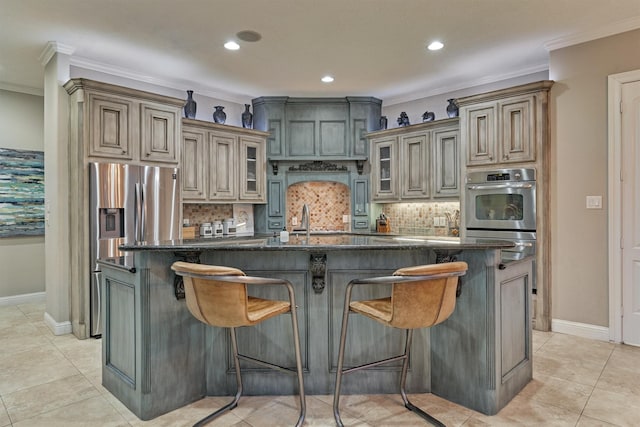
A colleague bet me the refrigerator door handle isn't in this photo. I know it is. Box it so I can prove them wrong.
[140,184,146,243]
[135,182,145,243]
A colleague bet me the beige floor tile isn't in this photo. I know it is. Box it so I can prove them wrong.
[3,374,101,422]
[0,323,48,355]
[533,351,606,387]
[464,394,580,426]
[532,330,553,352]
[127,395,247,427]
[16,302,46,316]
[407,393,476,427]
[576,414,621,426]
[0,344,81,395]
[11,395,129,427]
[0,306,29,328]
[596,363,640,397]
[85,367,110,394]
[52,333,102,374]
[518,373,593,413]
[0,400,10,427]
[538,333,614,364]
[583,387,640,426]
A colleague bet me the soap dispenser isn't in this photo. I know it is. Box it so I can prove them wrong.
[280,227,289,243]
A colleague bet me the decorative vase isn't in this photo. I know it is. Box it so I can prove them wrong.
[446,99,459,118]
[379,116,388,130]
[241,104,253,129]
[184,90,197,119]
[397,112,410,127]
[213,106,226,124]
[422,111,435,122]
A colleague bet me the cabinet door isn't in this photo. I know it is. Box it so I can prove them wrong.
[239,136,266,202]
[181,128,206,200]
[208,133,237,201]
[267,179,284,217]
[466,103,497,166]
[499,96,536,163]
[88,93,133,160]
[370,138,398,201]
[400,133,430,199]
[140,102,180,164]
[434,127,460,198]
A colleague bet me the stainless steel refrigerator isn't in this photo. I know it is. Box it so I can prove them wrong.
[89,162,180,337]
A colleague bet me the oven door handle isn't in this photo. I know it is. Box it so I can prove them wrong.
[466,183,534,190]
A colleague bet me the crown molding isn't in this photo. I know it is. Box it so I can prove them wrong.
[39,41,76,66]
[545,16,640,51]
[382,63,549,107]
[70,56,252,105]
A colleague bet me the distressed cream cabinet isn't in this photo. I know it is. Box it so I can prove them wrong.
[457,80,554,332]
[181,119,269,203]
[368,118,459,202]
[65,79,182,165]
[64,78,185,339]
[459,82,553,167]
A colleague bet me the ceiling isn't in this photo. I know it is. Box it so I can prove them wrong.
[2,0,640,104]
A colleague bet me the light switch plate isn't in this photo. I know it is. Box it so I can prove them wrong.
[586,195,602,209]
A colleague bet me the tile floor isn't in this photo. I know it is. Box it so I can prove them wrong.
[1,302,639,426]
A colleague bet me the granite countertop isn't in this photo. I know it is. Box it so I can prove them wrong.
[118,232,515,252]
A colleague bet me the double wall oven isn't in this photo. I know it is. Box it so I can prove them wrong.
[465,169,537,280]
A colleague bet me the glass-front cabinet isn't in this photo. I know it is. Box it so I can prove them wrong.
[370,137,398,201]
[239,136,266,202]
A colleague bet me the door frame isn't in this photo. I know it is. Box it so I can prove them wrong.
[608,69,640,343]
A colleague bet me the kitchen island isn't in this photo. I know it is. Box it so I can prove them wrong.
[99,234,533,420]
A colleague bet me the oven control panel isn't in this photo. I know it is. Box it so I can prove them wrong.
[466,168,535,184]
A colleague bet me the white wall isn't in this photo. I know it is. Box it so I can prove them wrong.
[0,89,45,298]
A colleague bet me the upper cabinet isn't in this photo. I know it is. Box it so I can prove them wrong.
[65,79,183,165]
[252,96,382,160]
[458,81,553,167]
[181,119,269,204]
[368,119,459,202]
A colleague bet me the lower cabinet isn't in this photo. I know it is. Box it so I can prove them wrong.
[100,247,532,420]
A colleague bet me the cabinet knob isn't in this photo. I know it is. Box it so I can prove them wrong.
[122,150,126,154]
[504,154,509,160]
[488,155,493,160]
[146,152,150,157]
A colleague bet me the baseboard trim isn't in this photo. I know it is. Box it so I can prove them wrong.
[551,318,610,342]
[44,311,72,336]
[0,291,46,307]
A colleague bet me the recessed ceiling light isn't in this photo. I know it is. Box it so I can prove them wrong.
[224,41,240,50]
[321,75,334,83]
[427,41,444,51]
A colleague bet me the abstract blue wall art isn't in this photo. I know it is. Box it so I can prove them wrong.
[0,148,45,237]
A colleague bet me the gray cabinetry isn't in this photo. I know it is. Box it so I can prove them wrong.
[181,120,269,203]
[252,96,382,160]
[368,118,459,202]
[351,178,370,229]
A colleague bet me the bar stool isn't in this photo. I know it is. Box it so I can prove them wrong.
[333,261,468,427]
[171,261,306,427]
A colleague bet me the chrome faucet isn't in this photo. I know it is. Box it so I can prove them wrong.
[301,203,310,241]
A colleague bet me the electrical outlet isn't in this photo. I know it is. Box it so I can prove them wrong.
[343,215,350,223]
[434,217,445,227]
[291,216,298,226]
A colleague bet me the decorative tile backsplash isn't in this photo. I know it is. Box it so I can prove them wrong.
[286,182,351,231]
[183,189,461,237]
[183,204,233,227]
[380,202,460,236]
